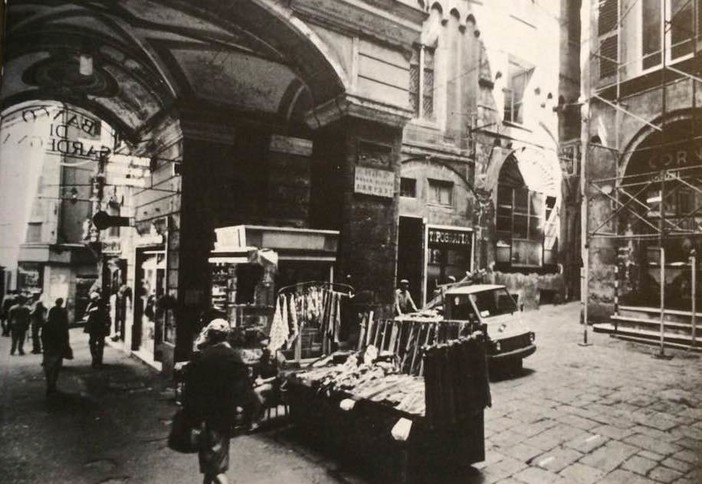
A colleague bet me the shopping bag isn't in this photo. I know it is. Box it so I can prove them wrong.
[63,345,74,360]
[167,409,201,453]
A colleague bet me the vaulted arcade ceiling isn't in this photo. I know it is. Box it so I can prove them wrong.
[1,0,347,140]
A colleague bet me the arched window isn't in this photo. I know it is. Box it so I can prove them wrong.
[496,156,558,269]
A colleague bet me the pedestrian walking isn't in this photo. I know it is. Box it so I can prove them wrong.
[30,295,46,354]
[85,293,110,368]
[1,290,17,337]
[42,298,70,396]
[394,279,418,316]
[9,295,31,355]
[183,319,250,484]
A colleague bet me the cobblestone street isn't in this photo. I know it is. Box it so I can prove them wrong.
[1,302,700,483]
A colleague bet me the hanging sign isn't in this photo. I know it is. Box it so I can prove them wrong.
[354,166,394,198]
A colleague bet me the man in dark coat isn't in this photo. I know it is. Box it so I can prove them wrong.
[1,290,17,336]
[85,294,110,368]
[30,295,46,354]
[9,295,31,355]
[184,319,250,484]
[42,298,70,396]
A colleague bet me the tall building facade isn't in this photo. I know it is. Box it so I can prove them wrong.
[582,0,701,349]
[398,0,578,309]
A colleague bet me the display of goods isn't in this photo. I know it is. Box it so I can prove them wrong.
[293,345,427,416]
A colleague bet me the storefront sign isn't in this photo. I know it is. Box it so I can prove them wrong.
[354,166,394,198]
[269,135,313,156]
[648,144,702,170]
[18,263,43,292]
[102,238,123,255]
[428,228,473,247]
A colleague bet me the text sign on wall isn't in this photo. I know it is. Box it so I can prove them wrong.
[428,228,473,247]
[648,144,702,170]
[354,166,394,198]
[269,135,313,157]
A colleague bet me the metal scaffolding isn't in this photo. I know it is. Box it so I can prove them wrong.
[581,0,701,353]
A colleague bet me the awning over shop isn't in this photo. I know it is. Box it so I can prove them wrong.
[209,225,339,264]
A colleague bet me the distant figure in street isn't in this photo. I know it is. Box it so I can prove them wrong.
[184,319,250,484]
[42,298,70,396]
[9,295,31,355]
[394,279,418,316]
[85,293,110,368]
[1,290,17,337]
[248,339,286,432]
[30,295,46,354]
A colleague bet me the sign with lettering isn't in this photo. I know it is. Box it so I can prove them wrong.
[269,135,313,156]
[354,166,395,198]
[428,227,473,247]
[648,144,702,170]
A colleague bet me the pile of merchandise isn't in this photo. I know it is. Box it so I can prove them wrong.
[292,346,427,416]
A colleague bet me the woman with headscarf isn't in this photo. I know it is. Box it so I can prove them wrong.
[183,319,251,484]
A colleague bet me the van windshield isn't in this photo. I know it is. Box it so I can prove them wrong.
[469,289,518,318]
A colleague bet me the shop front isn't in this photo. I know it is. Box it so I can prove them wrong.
[130,222,170,369]
[208,225,340,359]
[615,122,702,311]
[424,225,474,302]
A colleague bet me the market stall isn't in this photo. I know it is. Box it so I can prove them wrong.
[284,317,490,484]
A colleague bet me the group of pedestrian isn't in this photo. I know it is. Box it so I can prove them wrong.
[1,289,109,396]
[1,291,47,356]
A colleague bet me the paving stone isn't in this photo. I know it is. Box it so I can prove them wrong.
[638,450,665,462]
[621,455,657,475]
[564,432,608,453]
[510,419,558,438]
[598,469,658,484]
[531,448,582,473]
[672,436,702,450]
[629,425,680,443]
[490,430,528,447]
[558,463,605,484]
[648,466,684,484]
[671,449,700,465]
[557,414,600,431]
[579,440,639,473]
[498,442,544,463]
[520,432,562,452]
[511,466,562,484]
[592,424,636,440]
[661,457,695,474]
[625,433,682,456]
[479,455,528,483]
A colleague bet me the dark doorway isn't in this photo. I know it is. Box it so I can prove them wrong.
[397,216,424,306]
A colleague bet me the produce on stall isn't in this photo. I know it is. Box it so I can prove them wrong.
[284,318,491,483]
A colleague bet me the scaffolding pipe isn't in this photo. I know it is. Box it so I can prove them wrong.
[692,251,697,350]
[659,247,666,356]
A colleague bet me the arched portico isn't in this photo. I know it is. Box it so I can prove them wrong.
[1,0,419,370]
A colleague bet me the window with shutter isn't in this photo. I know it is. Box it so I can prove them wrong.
[598,0,619,80]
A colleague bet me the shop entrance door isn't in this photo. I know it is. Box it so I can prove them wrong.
[398,216,424,305]
[133,248,166,359]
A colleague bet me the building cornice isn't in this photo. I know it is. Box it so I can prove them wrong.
[305,93,413,129]
[290,0,424,51]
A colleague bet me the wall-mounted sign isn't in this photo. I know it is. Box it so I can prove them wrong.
[269,135,313,157]
[354,166,394,198]
[102,238,123,255]
[18,263,43,292]
[648,143,702,170]
[428,227,473,247]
